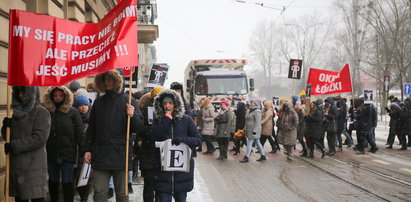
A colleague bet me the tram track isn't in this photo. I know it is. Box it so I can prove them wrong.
[296,155,397,202]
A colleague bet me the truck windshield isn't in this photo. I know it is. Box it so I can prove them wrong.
[195,75,248,95]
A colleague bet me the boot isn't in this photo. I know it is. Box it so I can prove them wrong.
[370,147,379,153]
[128,183,134,193]
[49,181,60,202]
[239,156,249,163]
[257,155,266,161]
[108,188,114,198]
[320,148,325,158]
[306,150,314,158]
[398,146,407,151]
[300,149,308,157]
[77,184,91,202]
[233,150,240,155]
[62,183,74,202]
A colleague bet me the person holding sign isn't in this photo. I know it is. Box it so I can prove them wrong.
[83,70,143,202]
[1,87,51,202]
[149,89,201,202]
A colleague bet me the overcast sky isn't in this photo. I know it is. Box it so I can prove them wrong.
[154,0,333,88]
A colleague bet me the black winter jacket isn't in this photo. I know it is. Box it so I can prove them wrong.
[149,89,201,194]
[84,70,143,171]
[43,86,84,163]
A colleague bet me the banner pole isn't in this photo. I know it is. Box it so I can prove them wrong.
[125,67,133,195]
[291,80,296,99]
[4,86,11,202]
[350,64,355,104]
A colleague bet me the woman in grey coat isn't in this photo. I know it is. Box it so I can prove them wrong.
[215,100,233,160]
[240,99,266,163]
[2,86,51,202]
[200,98,216,154]
[277,102,299,161]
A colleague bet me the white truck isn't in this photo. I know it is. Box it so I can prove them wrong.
[183,59,254,113]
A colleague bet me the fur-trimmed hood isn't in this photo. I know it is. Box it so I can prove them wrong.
[282,102,295,112]
[153,89,185,122]
[138,92,152,109]
[12,86,40,119]
[94,70,123,94]
[43,86,73,113]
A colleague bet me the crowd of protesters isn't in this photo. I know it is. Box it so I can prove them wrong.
[2,67,411,202]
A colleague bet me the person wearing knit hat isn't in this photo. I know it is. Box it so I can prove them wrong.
[69,81,81,92]
[215,100,233,160]
[220,99,229,106]
[151,86,165,99]
[75,95,90,108]
[74,95,92,201]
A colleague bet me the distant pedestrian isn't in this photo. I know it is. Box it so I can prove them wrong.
[215,100,233,160]
[355,98,378,154]
[323,97,338,156]
[200,98,216,154]
[2,86,51,202]
[260,100,277,154]
[277,102,299,161]
[240,99,266,163]
[295,102,307,157]
[149,89,201,202]
[304,100,325,158]
[232,102,246,155]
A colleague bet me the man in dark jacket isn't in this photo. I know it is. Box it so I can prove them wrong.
[43,86,84,202]
[355,99,378,154]
[386,95,401,148]
[83,70,143,201]
[149,89,201,201]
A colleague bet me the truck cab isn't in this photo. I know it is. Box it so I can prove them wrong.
[184,59,254,113]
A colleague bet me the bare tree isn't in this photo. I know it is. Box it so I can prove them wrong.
[280,13,333,91]
[334,0,372,96]
[248,20,281,87]
[363,0,411,100]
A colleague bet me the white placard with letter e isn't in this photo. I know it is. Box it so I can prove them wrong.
[156,139,191,172]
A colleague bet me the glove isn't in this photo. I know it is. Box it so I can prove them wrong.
[171,137,182,146]
[4,143,12,155]
[2,117,12,128]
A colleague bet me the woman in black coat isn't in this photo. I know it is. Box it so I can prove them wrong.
[149,89,201,202]
[232,102,246,155]
[43,86,84,202]
[304,100,325,158]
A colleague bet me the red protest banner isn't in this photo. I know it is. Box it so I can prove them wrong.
[8,0,138,86]
[307,64,352,95]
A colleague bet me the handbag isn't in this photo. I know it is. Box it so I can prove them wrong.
[234,129,245,140]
